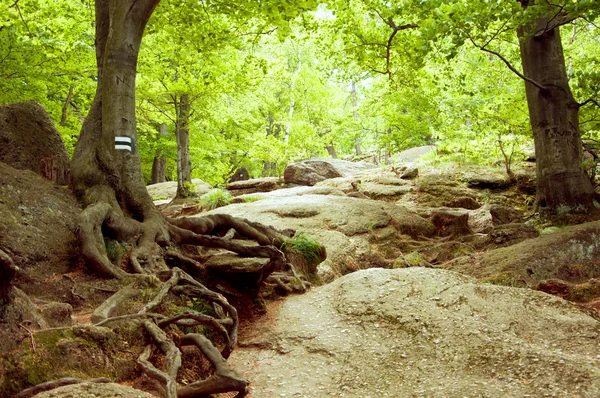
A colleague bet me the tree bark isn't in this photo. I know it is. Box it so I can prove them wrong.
[71,0,161,220]
[175,94,192,197]
[151,153,166,184]
[518,14,593,211]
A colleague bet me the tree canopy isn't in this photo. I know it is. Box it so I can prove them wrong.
[1,0,599,200]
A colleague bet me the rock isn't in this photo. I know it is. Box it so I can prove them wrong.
[358,181,412,199]
[230,268,600,397]
[489,204,524,225]
[31,382,154,398]
[0,102,70,185]
[229,167,249,182]
[0,163,80,300]
[523,145,536,161]
[233,185,346,202]
[226,177,281,197]
[39,302,73,328]
[443,196,481,210]
[413,172,478,207]
[205,195,434,279]
[430,209,472,237]
[397,241,475,267]
[468,204,494,233]
[393,145,436,163]
[146,178,211,200]
[488,223,539,248]
[464,171,512,189]
[446,219,600,286]
[401,167,418,179]
[283,158,378,186]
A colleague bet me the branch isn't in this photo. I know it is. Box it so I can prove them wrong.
[467,37,546,91]
[578,99,600,109]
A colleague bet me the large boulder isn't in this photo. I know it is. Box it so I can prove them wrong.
[392,145,436,163]
[0,163,80,300]
[0,102,70,184]
[226,177,282,197]
[146,178,211,200]
[446,220,600,290]
[206,195,434,281]
[284,158,378,186]
[230,268,600,397]
[31,382,154,398]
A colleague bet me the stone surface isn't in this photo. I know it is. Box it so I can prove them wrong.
[205,195,434,280]
[146,178,211,200]
[393,145,436,163]
[32,382,154,398]
[226,177,282,196]
[39,302,73,328]
[488,223,539,248]
[284,158,378,186]
[231,268,600,397]
[446,220,600,284]
[0,102,70,184]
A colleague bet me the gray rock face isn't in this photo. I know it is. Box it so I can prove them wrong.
[32,382,154,398]
[231,268,600,397]
[393,145,436,163]
[284,158,378,186]
[146,178,211,200]
[0,102,70,184]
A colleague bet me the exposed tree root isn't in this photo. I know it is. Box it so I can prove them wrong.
[177,333,248,397]
[14,377,112,398]
[69,192,319,396]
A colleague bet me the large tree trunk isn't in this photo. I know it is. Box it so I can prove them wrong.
[518,14,594,212]
[175,94,192,197]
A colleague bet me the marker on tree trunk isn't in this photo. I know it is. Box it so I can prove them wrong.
[115,136,133,152]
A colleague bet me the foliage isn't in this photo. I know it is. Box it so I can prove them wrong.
[200,188,233,210]
[281,232,324,264]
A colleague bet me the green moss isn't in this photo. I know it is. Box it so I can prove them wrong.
[0,329,117,396]
[479,272,527,288]
[239,196,263,203]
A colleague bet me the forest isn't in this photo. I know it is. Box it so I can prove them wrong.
[1,0,600,397]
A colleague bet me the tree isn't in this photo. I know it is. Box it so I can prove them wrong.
[516,1,595,210]
[322,0,600,213]
[67,0,322,396]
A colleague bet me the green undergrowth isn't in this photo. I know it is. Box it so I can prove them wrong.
[281,232,324,265]
[200,188,233,210]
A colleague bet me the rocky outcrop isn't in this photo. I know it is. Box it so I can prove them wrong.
[31,382,154,398]
[206,194,434,281]
[284,158,378,186]
[0,102,70,184]
[446,220,600,287]
[146,178,211,200]
[231,268,600,397]
[226,177,282,197]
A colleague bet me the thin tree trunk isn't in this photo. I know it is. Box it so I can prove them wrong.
[60,82,75,126]
[176,94,192,198]
[151,154,166,184]
[351,81,361,156]
[518,15,593,211]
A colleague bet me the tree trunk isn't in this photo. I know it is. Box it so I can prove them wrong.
[151,153,166,184]
[518,16,593,212]
[326,142,337,158]
[71,0,161,218]
[175,94,192,198]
